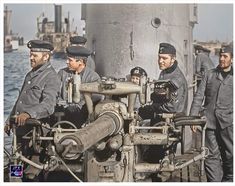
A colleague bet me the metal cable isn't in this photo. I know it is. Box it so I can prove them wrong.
[57,156,83,182]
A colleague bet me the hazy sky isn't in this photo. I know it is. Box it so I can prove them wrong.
[194,4,233,42]
[4,3,233,42]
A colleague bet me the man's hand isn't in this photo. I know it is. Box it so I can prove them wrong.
[15,113,31,126]
[190,125,198,133]
[4,123,11,136]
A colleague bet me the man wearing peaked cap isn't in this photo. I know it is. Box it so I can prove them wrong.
[130,66,147,85]
[194,44,204,52]
[194,44,214,79]
[139,42,188,118]
[70,36,96,71]
[138,42,188,173]
[56,45,102,128]
[190,44,233,182]
[4,39,60,181]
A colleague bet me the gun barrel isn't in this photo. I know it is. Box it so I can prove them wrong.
[60,112,123,153]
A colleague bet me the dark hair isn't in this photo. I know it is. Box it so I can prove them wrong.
[42,51,51,62]
[76,57,87,64]
[169,54,176,58]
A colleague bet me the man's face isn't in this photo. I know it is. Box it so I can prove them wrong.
[219,53,233,70]
[158,54,175,70]
[30,51,48,69]
[67,57,85,73]
[131,75,140,85]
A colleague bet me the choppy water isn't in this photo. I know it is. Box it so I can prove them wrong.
[4,45,66,158]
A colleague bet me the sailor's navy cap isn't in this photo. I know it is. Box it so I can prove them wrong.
[194,44,204,51]
[202,47,211,53]
[159,43,176,55]
[70,36,87,45]
[27,40,54,52]
[130,66,147,77]
[220,45,233,54]
[66,46,91,59]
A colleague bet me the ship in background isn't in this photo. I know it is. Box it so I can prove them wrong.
[36,4,78,58]
[4,6,24,53]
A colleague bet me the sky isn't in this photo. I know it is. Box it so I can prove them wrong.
[3,3,233,42]
[194,4,233,42]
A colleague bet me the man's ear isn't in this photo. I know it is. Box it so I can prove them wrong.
[171,56,176,64]
[43,53,49,61]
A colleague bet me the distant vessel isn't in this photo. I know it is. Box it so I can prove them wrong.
[4,6,23,53]
[36,5,78,58]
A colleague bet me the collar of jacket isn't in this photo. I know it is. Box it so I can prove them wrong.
[163,60,178,74]
[79,66,86,76]
[69,66,86,76]
[216,65,233,75]
[30,62,51,76]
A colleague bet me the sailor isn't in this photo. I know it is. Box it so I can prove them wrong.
[4,40,60,129]
[70,36,96,71]
[57,45,102,128]
[4,39,61,181]
[130,66,147,85]
[139,43,188,121]
[138,43,188,180]
[190,45,233,182]
[194,44,214,78]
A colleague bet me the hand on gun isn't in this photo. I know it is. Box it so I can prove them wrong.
[4,113,31,136]
[4,123,11,136]
[14,112,31,126]
[190,125,198,133]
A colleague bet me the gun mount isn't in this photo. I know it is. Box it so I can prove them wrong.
[6,77,208,182]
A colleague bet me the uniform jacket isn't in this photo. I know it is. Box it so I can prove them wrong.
[58,66,101,109]
[190,67,233,129]
[158,61,188,114]
[87,56,96,71]
[9,62,60,119]
[195,52,214,76]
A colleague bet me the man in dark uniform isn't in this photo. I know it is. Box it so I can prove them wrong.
[5,40,60,128]
[190,45,233,182]
[138,43,188,180]
[70,36,96,71]
[4,40,61,180]
[130,66,147,85]
[194,45,214,78]
[139,43,188,121]
[57,45,101,128]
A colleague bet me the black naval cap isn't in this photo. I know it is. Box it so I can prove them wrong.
[27,40,54,52]
[66,46,91,59]
[194,44,204,51]
[130,66,147,77]
[220,45,233,54]
[159,43,176,55]
[202,47,211,53]
[70,36,87,45]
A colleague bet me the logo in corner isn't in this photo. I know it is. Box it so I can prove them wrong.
[10,165,23,178]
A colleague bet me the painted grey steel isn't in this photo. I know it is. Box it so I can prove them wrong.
[133,133,168,145]
[6,79,209,182]
[55,112,124,153]
[82,4,198,151]
[81,4,196,83]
